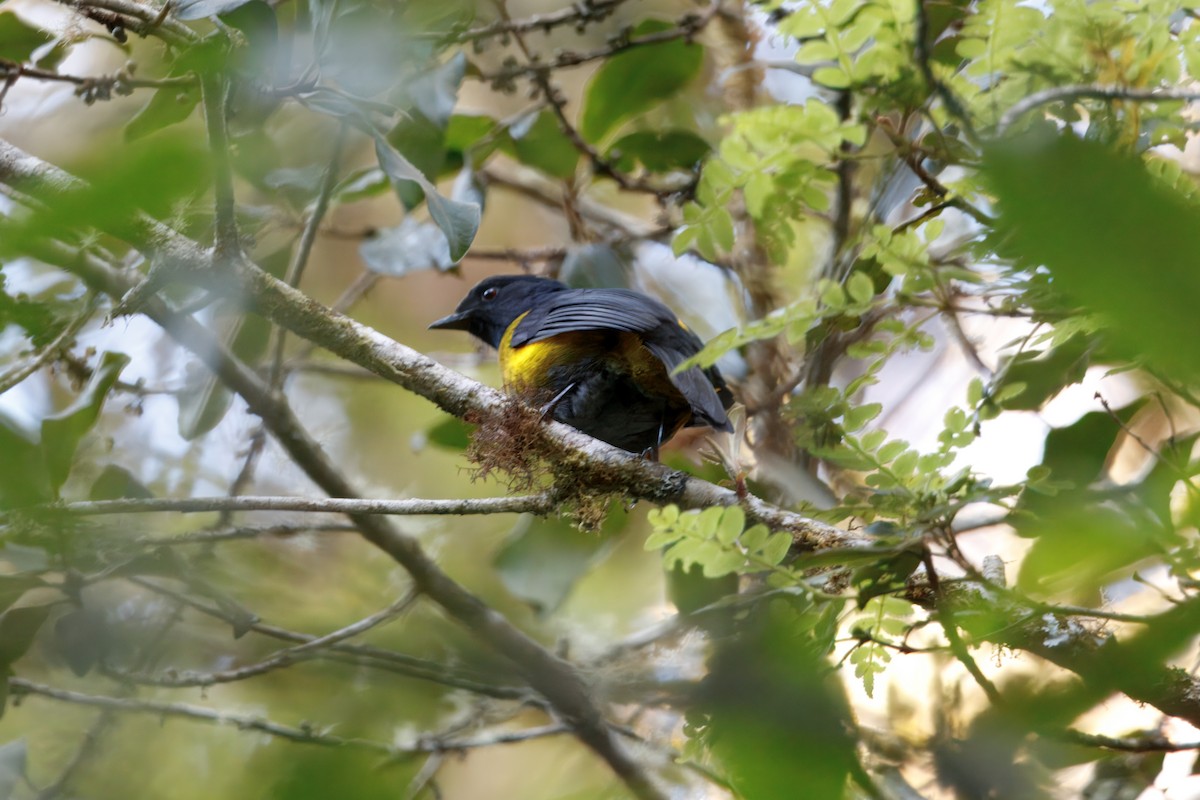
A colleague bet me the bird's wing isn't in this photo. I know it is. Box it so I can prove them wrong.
[512,288,733,431]
[510,289,669,345]
[644,341,733,431]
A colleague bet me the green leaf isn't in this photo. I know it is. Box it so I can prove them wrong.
[1038,408,1135,488]
[423,417,471,451]
[1016,502,1161,600]
[647,504,679,529]
[892,450,918,476]
[0,578,42,618]
[843,403,882,432]
[704,548,747,578]
[41,351,129,493]
[694,506,723,539]
[608,130,710,173]
[0,604,54,667]
[758,532,793,566]
[297,88,398,133]
[703,604,857,799]
[176,246,277,442]
[579,19,704,143]
[819,280,846,309]
[360,218,455,275]
[795,40,838,64]
[331,166,389,205]
[994,336,1092,411]
[812,66,851,88]
[89,464,153,500]
[967,377,984,406]
[33,39,69,71]
[374,136,479,261]
[385,112,447,209]
[494,514,618,614]
[446,114,499,153]
[667,561,738,614]
[645,529,683,550]
[860,429,887,452]
[124,82,202,141]
[717,506,745,545]
[0,12,52,62]
[54,608,108,677]
[0,415,50,510]
[0,280,59,345]
[985,132,1200,382]
[0,136,208,258]
[846,271,875,305]
[740,524,769,551]
[876,439,907,463]
[505,110,579,181]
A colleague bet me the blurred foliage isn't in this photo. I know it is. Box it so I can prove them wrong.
[2,0,1200,798]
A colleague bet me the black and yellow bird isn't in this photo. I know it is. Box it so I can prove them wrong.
[430,275,734,455]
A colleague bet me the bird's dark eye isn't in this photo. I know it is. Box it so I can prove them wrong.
[482,287,499,301]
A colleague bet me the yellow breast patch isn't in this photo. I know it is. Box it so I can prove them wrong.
[498,312,572,391]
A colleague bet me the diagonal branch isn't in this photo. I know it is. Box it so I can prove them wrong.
[0,140,670,800]
[59,252,670,800]
[8,137,1200,757]
[0,138,874,547]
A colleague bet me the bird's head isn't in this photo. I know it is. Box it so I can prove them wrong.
[429,275,567,349]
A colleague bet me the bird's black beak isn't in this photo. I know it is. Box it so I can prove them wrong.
[428,310,472,331]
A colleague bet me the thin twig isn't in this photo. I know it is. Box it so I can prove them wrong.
[478,1,721,84]
[492,0,697,197]
[235,124,350,520]
[200,70,240,259]
[12,138,1200,753]
[0,60,194,93]
[0,137,842,799]
[36,591,188,799]
[113,592,419,688]
[997,84,1200,136]
[11,678,567,754]
[38,493,556,517]
[912,0,977,142]
[217,425,268,527]
[939,298,992,378]
[0,295,96,395]
[59,0,198,45]
[34,709,115,800]
[436,0,628,43]
[284,362,383,380]
[403,752,445,800]
[878,123,992,226]
[281,125,348,295]
[923,548,1004,707]
[134,522,359,545]
[1095,390,1200,503]
[1060,729,1200,752]
[466,245,569,262]
[127,576,529,699]
[479,163,665,236]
